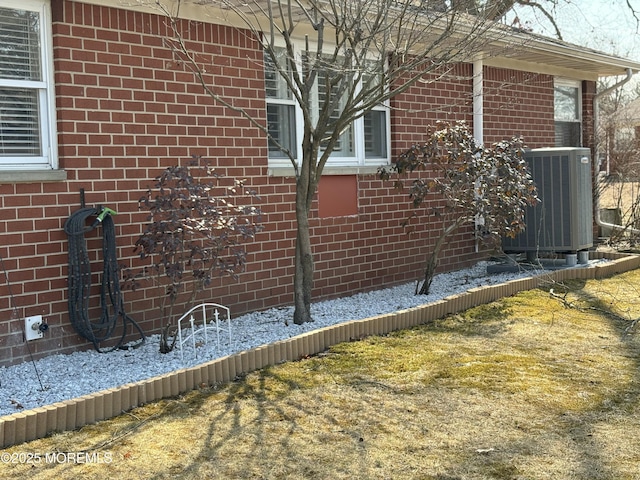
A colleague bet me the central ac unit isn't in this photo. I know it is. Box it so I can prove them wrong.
[502,147,593,254]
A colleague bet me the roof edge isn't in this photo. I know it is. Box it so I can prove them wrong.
[74,0,640,78]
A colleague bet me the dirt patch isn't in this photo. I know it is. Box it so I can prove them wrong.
[2,271,640,479]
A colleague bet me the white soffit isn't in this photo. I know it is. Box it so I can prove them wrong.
[91,0,640,80]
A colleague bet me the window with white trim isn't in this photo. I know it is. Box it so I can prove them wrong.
[264,48,297,159]
[0,0,57,170]
[265,46,390,167]
[554,79,581,147]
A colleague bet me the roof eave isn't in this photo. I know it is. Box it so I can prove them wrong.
[487,28,640,79]
[72,0,640,80]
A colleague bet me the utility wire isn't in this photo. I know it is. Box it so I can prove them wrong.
[0,253,45,391]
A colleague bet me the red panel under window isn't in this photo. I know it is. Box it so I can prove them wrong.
[318,175,358,218]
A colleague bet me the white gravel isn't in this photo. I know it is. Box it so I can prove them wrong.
[0,261,535,417]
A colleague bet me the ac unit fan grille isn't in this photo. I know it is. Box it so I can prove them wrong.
[502,147,593,253]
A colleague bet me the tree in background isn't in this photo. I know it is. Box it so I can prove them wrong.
[598,80,640,179]
[595,81,640,245]
[379,122,538,294]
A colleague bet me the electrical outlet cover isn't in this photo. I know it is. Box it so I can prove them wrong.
[25,315,43,341]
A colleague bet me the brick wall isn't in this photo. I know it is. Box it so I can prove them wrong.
[582,80,597,152]
[483,67,555,148]
[391,63,474,153]
[0,0,558,366]
[388,62,479,275]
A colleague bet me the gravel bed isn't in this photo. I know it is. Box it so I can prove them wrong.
[0,261,533,416]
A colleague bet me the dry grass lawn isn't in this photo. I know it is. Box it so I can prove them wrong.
[2,269,640,479]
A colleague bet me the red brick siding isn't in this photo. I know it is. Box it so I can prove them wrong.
[582,80,596,152]
[388,62,479,276]
[391,63,474,154]
[0,0,558,366]
[483,67,555,148]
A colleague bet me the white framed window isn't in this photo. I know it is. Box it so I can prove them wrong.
[361,64,388,160]
[265,46,390,168]
[0,0,57,170]
[554,78,581,147]
[264,48,297,160]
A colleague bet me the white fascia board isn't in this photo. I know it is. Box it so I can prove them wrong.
[78,0,640,79]
[481,56,600,82]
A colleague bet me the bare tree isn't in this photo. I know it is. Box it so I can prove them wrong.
[492,0,640,40]
[451,0,564,37]
[595,79,640,246]
[252,2,501,324]
[598,80,640,178]
[147,0,607,324]
[147,0,549,324]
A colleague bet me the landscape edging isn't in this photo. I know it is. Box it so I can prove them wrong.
[1,252,638,448]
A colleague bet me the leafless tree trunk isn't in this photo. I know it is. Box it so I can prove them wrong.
[152,0,589,323]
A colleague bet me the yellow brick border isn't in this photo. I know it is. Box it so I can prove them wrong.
[1,251,638,448]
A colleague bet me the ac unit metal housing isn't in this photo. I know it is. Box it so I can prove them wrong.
[502,147,593,254]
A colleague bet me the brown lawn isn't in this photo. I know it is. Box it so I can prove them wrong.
[2,269,640,479]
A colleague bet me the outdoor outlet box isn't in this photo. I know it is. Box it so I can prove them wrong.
[25,315,44,341]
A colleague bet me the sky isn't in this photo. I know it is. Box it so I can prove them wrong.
[508,0,640,62]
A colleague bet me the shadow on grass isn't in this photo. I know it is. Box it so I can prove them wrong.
[10,272,640,480]
[132,274,640,479]
[429,300,515,338]
[526,275,640,480]
[134,275,640,479]
[149,366,346,479]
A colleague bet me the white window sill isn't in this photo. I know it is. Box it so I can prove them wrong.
[267,165,384,177]
[0,170,67,184]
